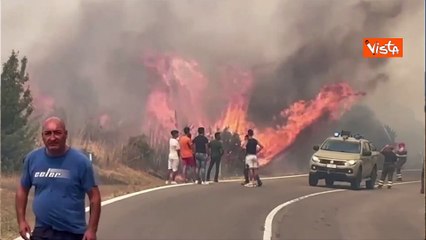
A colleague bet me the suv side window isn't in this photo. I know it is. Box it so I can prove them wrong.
[369,143,377,151]
[362,142,371,154]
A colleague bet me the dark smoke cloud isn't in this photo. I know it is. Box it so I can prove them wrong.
[248,0,409,123]
[2,0,423,161]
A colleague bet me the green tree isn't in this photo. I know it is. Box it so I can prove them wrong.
[1,51,37,172]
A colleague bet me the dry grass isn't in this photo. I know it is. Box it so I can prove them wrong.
[0,164,163,240]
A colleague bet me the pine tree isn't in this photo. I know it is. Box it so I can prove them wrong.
[1,51,37,172]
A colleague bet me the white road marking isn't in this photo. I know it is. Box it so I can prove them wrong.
[262,180,421,240]
[381,168,420,172]
[220,174,308,183]
[97,174,308,209]
[12,173,307,240]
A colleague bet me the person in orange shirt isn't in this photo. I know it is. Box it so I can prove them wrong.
[179,127,196,182]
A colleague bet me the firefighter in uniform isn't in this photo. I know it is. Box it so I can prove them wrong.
[395,142,407,181]
[378,145,398,189]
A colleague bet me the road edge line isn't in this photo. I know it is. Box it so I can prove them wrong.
[262,180,421,240]
[96,173,308,208]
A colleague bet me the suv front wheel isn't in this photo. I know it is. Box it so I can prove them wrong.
[351,168,362,190]
[365,166,377,189]
[309,173,319,186]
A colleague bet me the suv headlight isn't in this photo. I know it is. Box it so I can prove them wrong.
[345,160,357,166]
[311,156,320,163]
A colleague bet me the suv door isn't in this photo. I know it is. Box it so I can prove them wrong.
[361,142,372,177]
[369,142,380,169]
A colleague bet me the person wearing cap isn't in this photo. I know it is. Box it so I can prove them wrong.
[377,144,398,189]
[395,142,408,181]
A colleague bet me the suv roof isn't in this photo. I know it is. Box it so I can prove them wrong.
[326,136,368,143]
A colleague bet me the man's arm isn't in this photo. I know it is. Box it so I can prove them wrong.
[15,184,30,224]
[15,156,33,239]
[86,186,101,232]
[241,140,247,149]
[207,142,211,156]
[204,138,209,155]
[380,144,391,153]
[257,141,264,153]
[189,138,195,153]
[16,156,32,224]
[82,159,101,234]
[219,142,224,156]
[176,140,181,159]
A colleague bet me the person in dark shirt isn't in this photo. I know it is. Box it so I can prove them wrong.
[241,135,262,186]
[378,145,398,189]
[206,132,224,183]
[192,127,210,184]
[242,129,264,187]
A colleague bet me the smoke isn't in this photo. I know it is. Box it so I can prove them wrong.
[248,0,418,122]
[2,0,424,159]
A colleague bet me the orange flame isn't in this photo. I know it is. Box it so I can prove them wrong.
[143,53,208,128]
[143,90,177,132]
[255,83,365,166]
[143,53,365,166]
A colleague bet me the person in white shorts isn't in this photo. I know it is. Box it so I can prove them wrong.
[166,130,180,184]
[242,129,264,187]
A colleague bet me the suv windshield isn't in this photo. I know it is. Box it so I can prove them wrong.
[320,139,361,153]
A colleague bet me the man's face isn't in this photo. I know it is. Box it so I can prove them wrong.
[42,121,67,152]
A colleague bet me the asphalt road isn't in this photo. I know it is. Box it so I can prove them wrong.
[277,182,424,240]
[96,171,424,240]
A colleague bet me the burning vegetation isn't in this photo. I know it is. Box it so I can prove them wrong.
[32,52,365,176]
[141,53,365,167]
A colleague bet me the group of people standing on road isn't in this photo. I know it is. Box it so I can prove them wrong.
[166,127,265,187]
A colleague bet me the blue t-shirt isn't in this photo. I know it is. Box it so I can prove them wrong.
[20,147,97,234]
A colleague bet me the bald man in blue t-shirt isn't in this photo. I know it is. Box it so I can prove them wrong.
[15,116,101,240]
